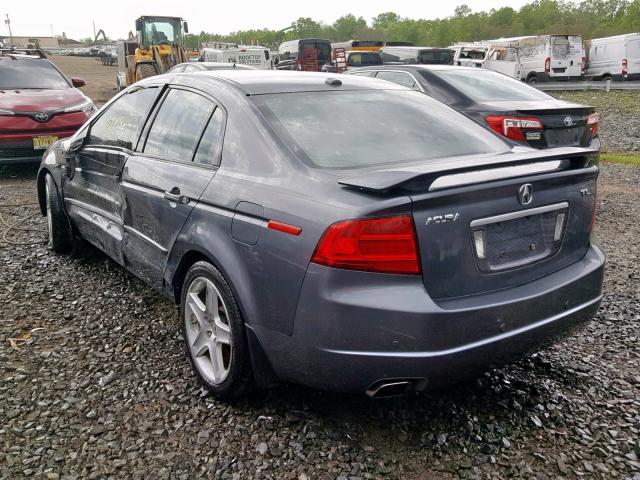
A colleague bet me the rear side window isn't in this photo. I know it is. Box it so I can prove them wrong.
[87,87,158,150]
[628,39,640,57]
[253,90,509,169]
[144,88,213,162]
[376,71,418,89]
[194,108,225,166]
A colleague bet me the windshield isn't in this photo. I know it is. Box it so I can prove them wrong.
[0,59,69,89]
[420,50,453,64]
[429,69,552,102]
[141,19,181,45]
[348,52,382,66]
[253,90,508,169]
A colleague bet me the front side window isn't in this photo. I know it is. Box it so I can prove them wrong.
[0,59,69,89]
[144,88,213,162]
[253,90,509,169]
[375,71,417,89]
[87,88,158,150]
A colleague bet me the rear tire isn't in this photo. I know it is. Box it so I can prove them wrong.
[526,74,537,84]
[181,261,255,401]
[135,63,157,80]
[44,174,72,253]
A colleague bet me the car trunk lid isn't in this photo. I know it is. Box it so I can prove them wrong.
[339,147,598,300]
[481,100,595,148]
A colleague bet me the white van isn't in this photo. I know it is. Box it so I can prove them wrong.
[450,42,521,79]
[200,43,272,70]
[487,35,583,83]
[586,33,640,80]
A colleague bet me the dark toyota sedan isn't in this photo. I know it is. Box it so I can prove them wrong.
[37,71,604,399]
[347,65,600,150]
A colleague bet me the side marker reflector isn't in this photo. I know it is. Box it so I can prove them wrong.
[268,220,302,236]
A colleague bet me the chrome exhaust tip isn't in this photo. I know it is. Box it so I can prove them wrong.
[365,380,414,399]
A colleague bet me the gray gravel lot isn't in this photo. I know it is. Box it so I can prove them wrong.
[1,161,638,479]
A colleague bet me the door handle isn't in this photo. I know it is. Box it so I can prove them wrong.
[164,189,189,205]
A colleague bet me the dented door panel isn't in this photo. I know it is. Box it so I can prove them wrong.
[121,155,215,290]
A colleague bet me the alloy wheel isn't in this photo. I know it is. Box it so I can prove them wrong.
[184,277,233,385]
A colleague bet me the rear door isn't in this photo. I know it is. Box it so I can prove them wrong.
[121,86,225,289]
[63,87,160,264]
[626,38,640,76]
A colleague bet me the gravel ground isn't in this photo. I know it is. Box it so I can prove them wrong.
[1,162,639,480]
[551,90,640,153]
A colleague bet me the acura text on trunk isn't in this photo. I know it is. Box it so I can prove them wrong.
[0,50,95,165]
[37,71,604,400]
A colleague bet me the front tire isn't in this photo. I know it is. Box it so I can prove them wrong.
[181,261,254,400]
[44,174,72,253]
[135,63,156,80]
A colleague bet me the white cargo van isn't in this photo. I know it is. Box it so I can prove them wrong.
[586,33,640,80]
[488,35,584,83]
[449,42,521,79]
[200,43,272,70]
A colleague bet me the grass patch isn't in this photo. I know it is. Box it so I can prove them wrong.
[601,152,640,166]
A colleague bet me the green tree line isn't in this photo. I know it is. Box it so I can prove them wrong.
[184,0,640,49]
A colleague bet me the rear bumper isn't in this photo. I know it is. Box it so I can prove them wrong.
[253,244,605,393]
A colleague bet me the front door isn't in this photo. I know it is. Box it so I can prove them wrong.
[62,86,160,264]
[121,86,226,290]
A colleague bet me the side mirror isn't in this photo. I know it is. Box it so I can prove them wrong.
[183,22,189,34]
[71,77,86,88]
[135,19,142,32]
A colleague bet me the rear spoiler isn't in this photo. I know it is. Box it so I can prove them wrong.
[338,146,598,193]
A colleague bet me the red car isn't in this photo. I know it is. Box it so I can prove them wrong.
[0,49,95,165]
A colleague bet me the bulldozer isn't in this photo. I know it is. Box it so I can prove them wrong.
[116,15,189,91]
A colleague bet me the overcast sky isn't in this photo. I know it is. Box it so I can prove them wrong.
[4,0,533,40]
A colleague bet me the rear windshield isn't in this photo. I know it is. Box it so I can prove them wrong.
[253,90,508,169]
[0,59,69,89]
[428,69,551,102]
[420,49,453,64]
[300,41,331,62]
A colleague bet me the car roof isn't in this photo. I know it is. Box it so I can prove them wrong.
[179,70,408,95]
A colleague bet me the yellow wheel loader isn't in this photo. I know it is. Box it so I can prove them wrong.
[116,15,189,91]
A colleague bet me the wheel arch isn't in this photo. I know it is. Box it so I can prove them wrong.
[36,167,54,216]
[169,246,279,388]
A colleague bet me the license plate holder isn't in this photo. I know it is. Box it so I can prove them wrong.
[33,135,58,150]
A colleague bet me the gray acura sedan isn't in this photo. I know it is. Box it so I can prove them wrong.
[37,71,604,400]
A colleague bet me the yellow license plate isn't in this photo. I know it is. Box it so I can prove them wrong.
[33,136,58,150]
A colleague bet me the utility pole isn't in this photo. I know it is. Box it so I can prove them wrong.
[4,14,12,46]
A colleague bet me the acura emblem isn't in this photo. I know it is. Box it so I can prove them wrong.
[563,116,574,127]
[34,112,49,122]
[518,184,533,206]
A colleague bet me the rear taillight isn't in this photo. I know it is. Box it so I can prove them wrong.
[311,215,420,275]
[587,112,599,138]
[581,56,586,74]
[485,116,543,142]
[622,58,628,78]
[544,57,551,73]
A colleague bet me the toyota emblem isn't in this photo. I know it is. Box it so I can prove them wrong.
[563,116,574,127]
[34,112,49,122]
[518,184,533,206]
